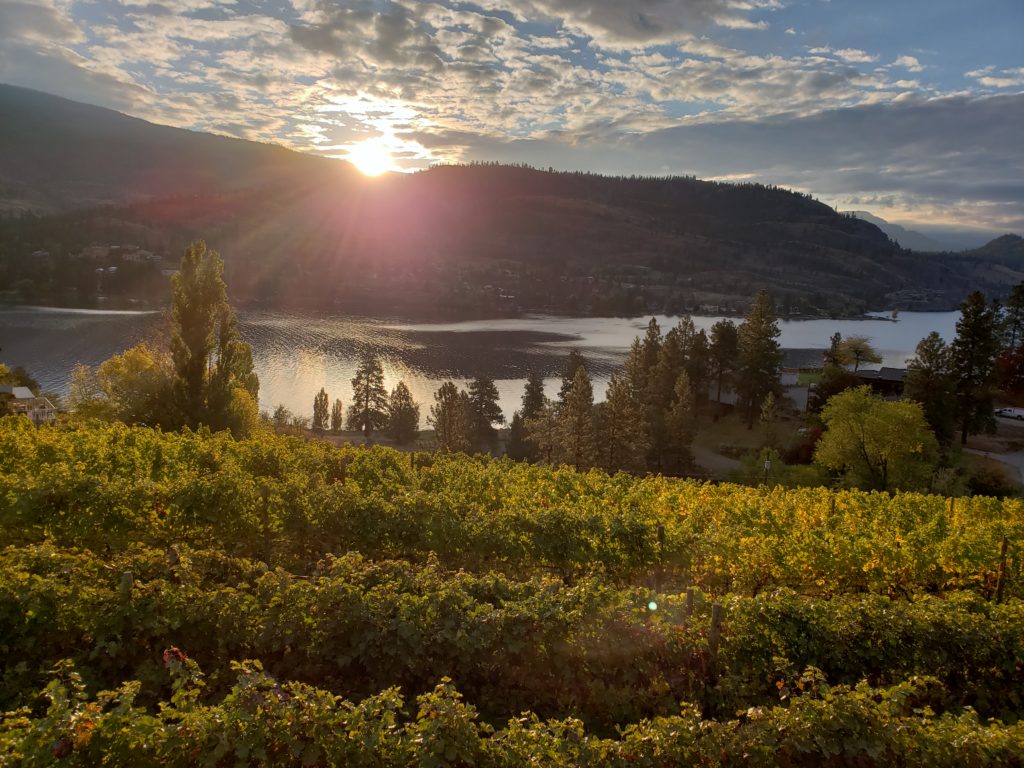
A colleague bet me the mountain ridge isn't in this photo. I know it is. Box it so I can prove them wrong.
[0,84,1020,316]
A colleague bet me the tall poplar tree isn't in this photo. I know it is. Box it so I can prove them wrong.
[346,352,389,439]
[950,291,1001,445]
[736,290,783,428]
[312,387,329,431]
[330,398,344,433]
[170,240,257,435]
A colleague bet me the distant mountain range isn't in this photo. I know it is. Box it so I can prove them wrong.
[1,83,1021,316]
[849,212,952,252]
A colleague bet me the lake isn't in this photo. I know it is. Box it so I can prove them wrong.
[0,306,958,422]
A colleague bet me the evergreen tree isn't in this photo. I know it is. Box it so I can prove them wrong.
[666,371,695,472]
[330,398,344,433]
[736,290,783,428]
[521,371,546,422]
[468,375,504,449]
[312,387,329,431]
[525,401,559,465]
[685,328,711,411]
[1004,281,1024,349]
[517,371,546,461]
[950,291,1001,445]
[346,352,389,439]
[506,411,530,460]
[386,381,420,445]
[428,382,473,453]
[557,350,587,405]
[595,371,646,473]
[557,366,598,470]
[709,319,738,412]
[904,332,955,445]
[645,328,684,469]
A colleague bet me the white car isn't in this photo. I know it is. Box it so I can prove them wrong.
[995,407,1024,420]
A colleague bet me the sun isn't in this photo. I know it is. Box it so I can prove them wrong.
[347,138,394,176]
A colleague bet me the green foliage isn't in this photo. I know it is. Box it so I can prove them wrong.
[736,290,783,428]
[556,366,598,470]
[346,352,389,439]
[905,332,956,445]
[312,387,329,432]
[815,387,939,492]
[0,418,1020,598]
[951,291,1001,445]
[467,376,503,449]
[429,382,473,453]
[330,398,344,433]
[386,382,420,445]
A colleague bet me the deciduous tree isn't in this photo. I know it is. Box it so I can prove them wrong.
[814,386,938,492]
[312,388,329,431]
[429,382,473,453]
[904,332,955,445]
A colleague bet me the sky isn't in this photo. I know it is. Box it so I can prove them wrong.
[1,0,1022,241]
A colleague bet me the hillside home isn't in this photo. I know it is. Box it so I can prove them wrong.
[0,386,57,426]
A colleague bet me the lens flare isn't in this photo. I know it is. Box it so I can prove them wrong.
[647,600,658,611]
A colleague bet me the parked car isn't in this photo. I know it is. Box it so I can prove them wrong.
[995,407,1024,420]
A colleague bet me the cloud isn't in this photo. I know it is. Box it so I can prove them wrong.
[0,0,83,43]
[966,66,1024,88]
[809,46,878,64]
[892,55,923,72]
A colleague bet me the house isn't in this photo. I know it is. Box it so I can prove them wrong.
[854,367,906,398]
[0,386,57,426]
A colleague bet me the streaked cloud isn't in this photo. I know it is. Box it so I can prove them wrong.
[0,0,1021,234]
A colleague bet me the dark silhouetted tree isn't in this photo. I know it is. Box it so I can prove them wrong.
[736,290,783,428]
[312,387,329,431]
[904,332,955,445]
[386,381,420,445]
[950,291,1001,445]
[346,352,389,439]
[330,398,344,433]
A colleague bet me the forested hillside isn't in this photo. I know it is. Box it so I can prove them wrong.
[2,85,1021,315]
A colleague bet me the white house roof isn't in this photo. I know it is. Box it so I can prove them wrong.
[0,386,36,399]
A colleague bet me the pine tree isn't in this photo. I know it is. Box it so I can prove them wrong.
[312,387,329,431]
[428,382,473,453]
[346,352,389,439]
[525,401,559,464]
[736,290,783,428]
[557,351,587,405]
[506,411,530,460]
[596,371,647,473]
[521,371,546,421]
[330,398,344,433]
[904,332,955,445]
[1004,282,1024,349]
[386,382,420,445]
[468,375,504,449]
[666,372,695,471]
[950,291,1001,445]
[685,328,710,412]
[557,366,598,470]
[709,319,738,411]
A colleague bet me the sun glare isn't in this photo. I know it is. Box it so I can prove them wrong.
[348,138,394,176]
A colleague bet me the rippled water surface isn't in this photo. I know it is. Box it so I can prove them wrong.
[0,306,958,420]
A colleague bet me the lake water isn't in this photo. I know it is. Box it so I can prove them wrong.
[0,306,958,422]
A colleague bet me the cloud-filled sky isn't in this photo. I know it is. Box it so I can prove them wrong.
[1,0,1022,237]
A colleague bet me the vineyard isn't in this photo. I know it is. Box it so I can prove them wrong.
[1,416,1023,765]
